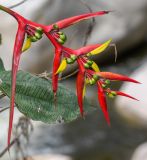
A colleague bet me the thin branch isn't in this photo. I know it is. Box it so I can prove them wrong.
[0,106,10,113]
[0,133,21,157]
[0,117,33,158]
[80,0,96,46]
[66,30,79,46]
[0,93,6,99]
[59,69,79,81]
[110,43,118,62]
[36,71,52,80]
[9,0,28,9]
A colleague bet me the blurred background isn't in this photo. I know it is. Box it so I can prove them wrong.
[0,0,147,160]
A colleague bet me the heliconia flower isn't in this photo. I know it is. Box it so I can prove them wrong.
[54,39,111,116]
[0,4,111,146]
[55,39,112,118]
[55,38,140,124]
[77,68,139,124]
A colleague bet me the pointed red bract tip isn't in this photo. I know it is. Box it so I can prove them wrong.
[48,10,111,31]
[8,24,25,146]
[97,72,140,84]
[116,91,139,101]
[76,71,85,117]
[97,82,111,126]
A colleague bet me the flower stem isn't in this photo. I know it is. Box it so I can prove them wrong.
[0,5,23,22]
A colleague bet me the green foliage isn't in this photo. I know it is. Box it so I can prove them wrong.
[0,65,94,124]
[0,58,5,72]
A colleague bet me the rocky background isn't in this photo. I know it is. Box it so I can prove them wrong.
[0,0,147,160]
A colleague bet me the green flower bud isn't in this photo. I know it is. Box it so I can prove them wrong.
[27,35,31,38]
[57,39,65,45]
[53,24,59,29]
[58,32,64,35]
[35,32,42,40]
[30,36,38,42]
[105,79,110,85]
[102,84,106,88]
[87,60,93,66]
[66,58,74,64]
[36,27,43,34]
[108,93,114,98]
[60,34,67,41]
[111,91,117,96]
[70,55,77,61]
[84,63,90,69]
[93,74,99,81]
[89,78,96,85]
[107,91,117,98]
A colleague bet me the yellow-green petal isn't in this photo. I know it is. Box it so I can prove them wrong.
[22,37,31,52]
[91,61,100,72]
[83,82,86,98]
[55,58,67,74]
[85,78,90,84]
[88,39,112,56]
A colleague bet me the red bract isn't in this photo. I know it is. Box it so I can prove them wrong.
[97,81,110,125]
[46,11,110,31]
[76,60,85,117]
[0,4,111,146]
[96,72,140,84]
[8,24,26,146]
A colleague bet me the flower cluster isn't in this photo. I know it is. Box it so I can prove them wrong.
[0,5,139,146]
[55,39,139,125]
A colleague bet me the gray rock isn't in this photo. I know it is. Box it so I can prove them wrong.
[115,62,147,127]
[22,154,72,160]
[131,143,147,160]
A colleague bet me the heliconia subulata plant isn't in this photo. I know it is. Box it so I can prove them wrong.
[0,4,140,146]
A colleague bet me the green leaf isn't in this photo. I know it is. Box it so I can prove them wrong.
[0,70,94,124]
[0,58,5,72]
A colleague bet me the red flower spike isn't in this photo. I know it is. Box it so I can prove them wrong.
[47,11,110,31]
[8,24,26,146]
[96,72,140,84]
[97,81,110,126]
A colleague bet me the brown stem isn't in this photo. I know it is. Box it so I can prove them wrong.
[9,0,28,9]
[0,107,10,113]
[0,133,21,157]
[0,93,6,99]
[59,69,79,81]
